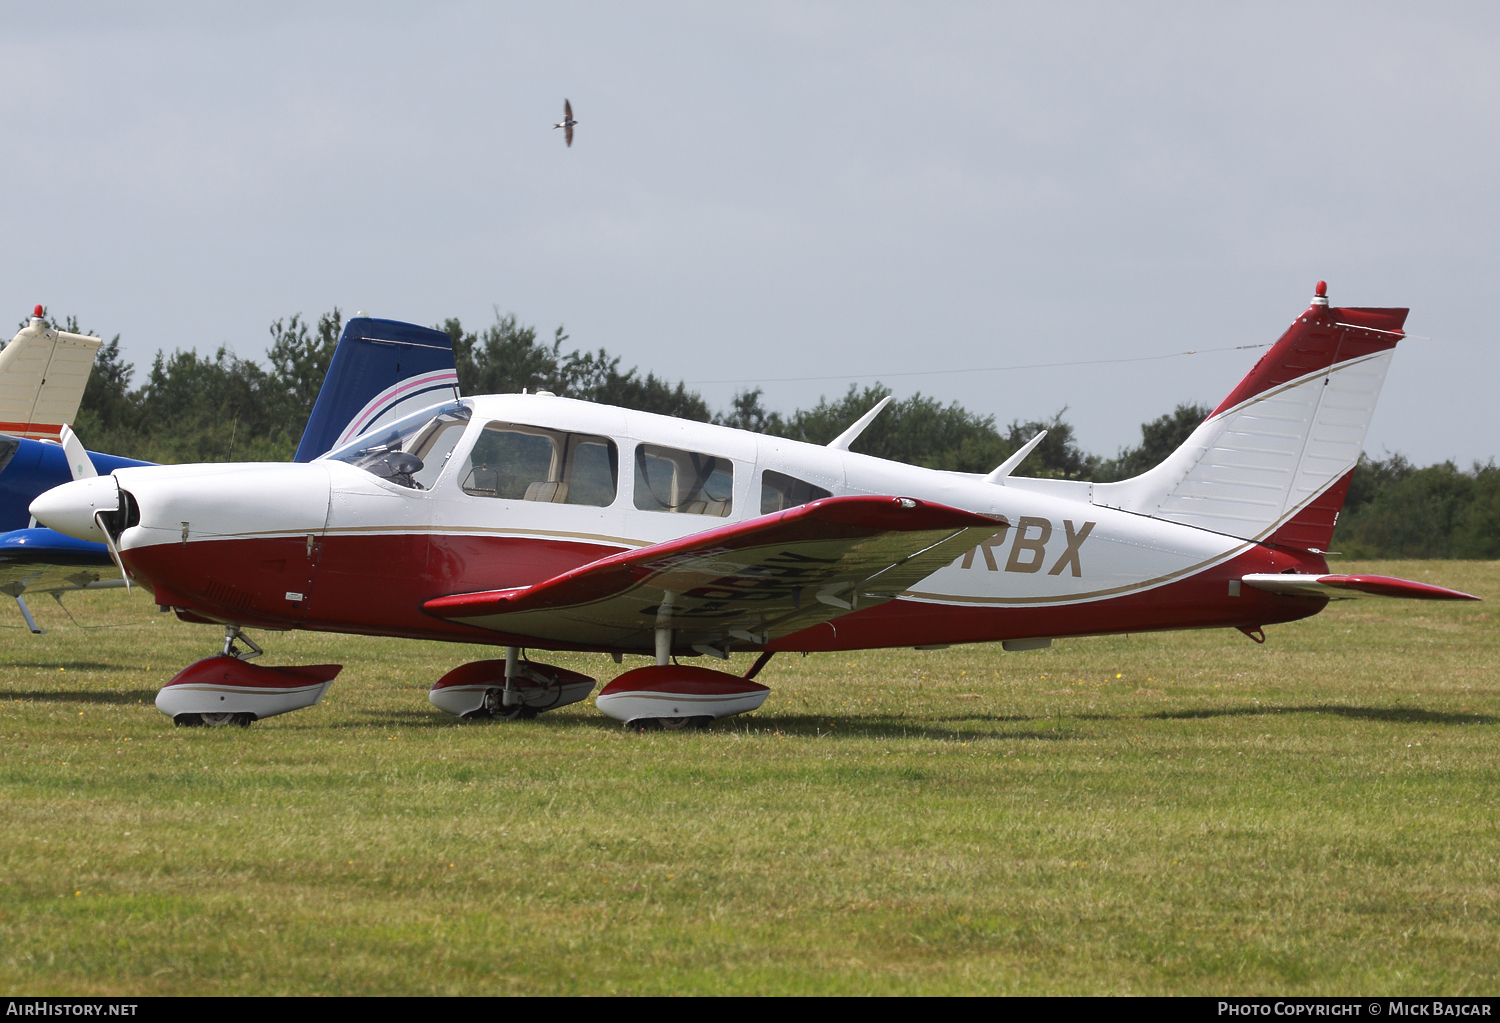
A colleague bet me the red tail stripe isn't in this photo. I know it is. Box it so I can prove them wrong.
[0,421,63,439]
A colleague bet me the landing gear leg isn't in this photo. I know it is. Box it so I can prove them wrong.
[221,624,263,661]
[15,596,43,634]
[503,645,520,709]
[483,647,535,720]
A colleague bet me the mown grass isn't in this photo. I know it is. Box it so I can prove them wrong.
[0,560,1495,995]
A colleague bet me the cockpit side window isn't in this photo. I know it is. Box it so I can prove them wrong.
[634,444,733,516]
[761,469,832,514]
[460,422,618,506]
[323,401,472,491]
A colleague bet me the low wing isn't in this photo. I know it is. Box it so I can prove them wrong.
[1241,573,1479,601]
[425,496,1001,653]
[0,527,119,598]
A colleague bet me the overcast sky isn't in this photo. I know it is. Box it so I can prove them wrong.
[3,2,1497,465]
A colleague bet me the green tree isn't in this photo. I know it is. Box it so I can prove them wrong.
[266,310,342,433]
[1333,456,1500,558]
[443,313,712,420]
[72,333,134,449]
[753,383,1096,478]
[1096,402,1212,482]
[718,388,782,434]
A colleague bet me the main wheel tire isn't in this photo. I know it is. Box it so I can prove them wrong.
[659,716,693,731]
[200,712,237,727]
[483,687,538,720]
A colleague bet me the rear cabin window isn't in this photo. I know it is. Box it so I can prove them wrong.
[761,469,832,514]
[633,444,733,516]
[460,422,618,506]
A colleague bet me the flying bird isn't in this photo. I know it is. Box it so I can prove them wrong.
[553,99,578,147]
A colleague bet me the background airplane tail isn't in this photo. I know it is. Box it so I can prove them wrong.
[0,312,102,442]
[293,317,460,462]
[1091,284,1408,553]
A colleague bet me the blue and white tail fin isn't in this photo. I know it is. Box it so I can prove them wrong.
[293,317,459,463]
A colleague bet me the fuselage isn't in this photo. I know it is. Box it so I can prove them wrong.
[49,393,1329,651]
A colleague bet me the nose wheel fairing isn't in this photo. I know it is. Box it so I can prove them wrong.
[156,655,342,725]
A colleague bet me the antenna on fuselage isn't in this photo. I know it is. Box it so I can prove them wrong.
[983,430,1047,484]
[826,395,893,451]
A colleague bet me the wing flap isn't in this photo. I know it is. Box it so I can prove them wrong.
[425,496,1001,650]
[1241,573,1480,601]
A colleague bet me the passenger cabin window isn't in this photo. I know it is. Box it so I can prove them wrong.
[761,469,832,514]
[324,401,472,491]
[634,444,733,516]
[460,422,618,506]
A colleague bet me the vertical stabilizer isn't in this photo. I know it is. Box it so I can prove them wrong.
[293,317,459,462]
[1092,284,1406,552]
[0,310,102,441]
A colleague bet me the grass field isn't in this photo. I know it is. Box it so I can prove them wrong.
[0,560,1496,995]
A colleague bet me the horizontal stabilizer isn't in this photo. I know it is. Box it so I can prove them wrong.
[1241,573,1480,601]
[424,495,1001,652]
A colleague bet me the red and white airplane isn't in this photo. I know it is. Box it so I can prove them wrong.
[28,284,1479,729]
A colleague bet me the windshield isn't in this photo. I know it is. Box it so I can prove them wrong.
[321,401,473,490]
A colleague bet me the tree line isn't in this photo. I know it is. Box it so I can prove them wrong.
[44,310,1500,559]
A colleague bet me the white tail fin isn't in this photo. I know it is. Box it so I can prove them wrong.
[0,311,102,441]
[1092,285,1407,551]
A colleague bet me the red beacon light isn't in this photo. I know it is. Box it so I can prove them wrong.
[1312,281,1329,308]
[32,304,43,318]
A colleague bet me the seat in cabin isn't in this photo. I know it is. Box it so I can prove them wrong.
[524,481,570,503]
